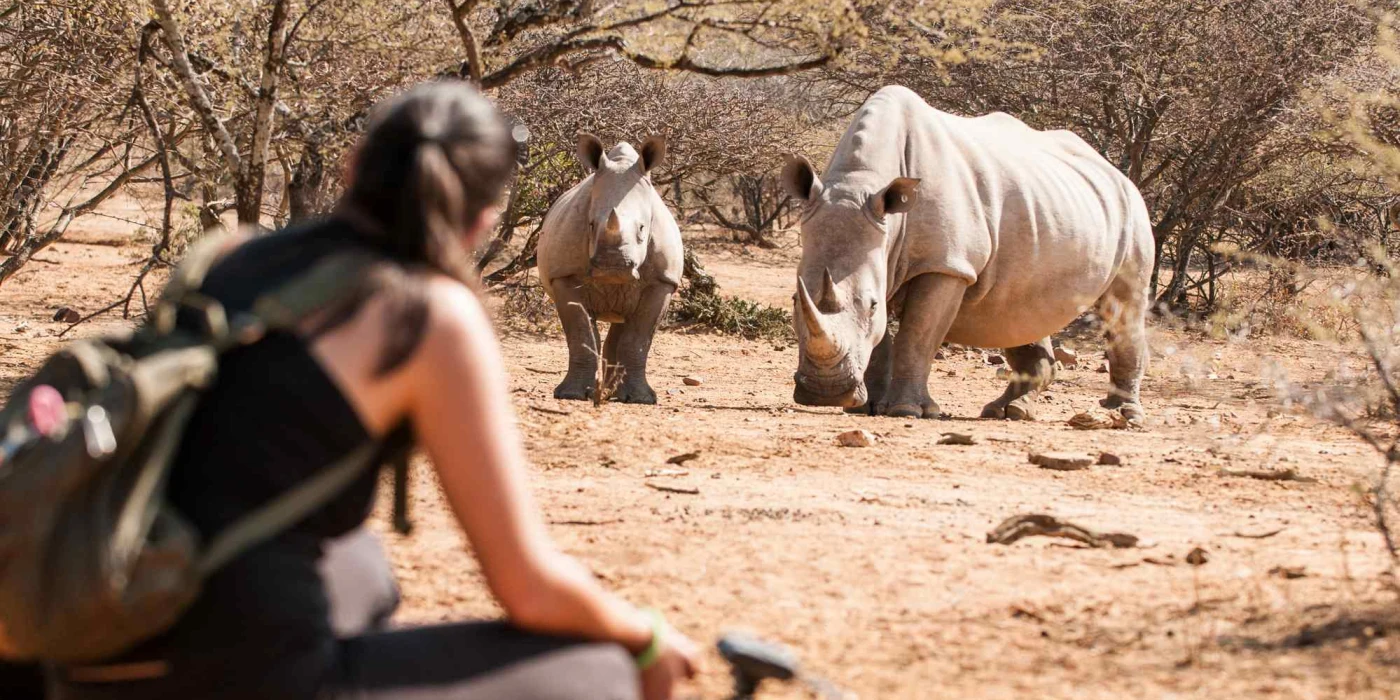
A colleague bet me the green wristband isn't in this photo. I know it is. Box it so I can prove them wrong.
[634,608,666,670]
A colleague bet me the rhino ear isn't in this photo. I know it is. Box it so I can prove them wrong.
[871,177,920,219]
[781,154,822,202]
[576,132,605,172]
[639,135,667,174]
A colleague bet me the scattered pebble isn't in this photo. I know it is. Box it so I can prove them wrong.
[938,432,977,446]
[682,376,704,386]
[52,307,80,323]
[987,353,1006,366]
[13,322,30,333]
[1028,452,1094,471]
[1185,547,1209,566]
[1269,565,1307,579]
[1097,360,1110,373]
[1097,452,1122,466]
[837,429,876,448]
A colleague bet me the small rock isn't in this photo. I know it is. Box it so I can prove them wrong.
[934,349,946,360]
[1097,360,1110,373]
[52,307,80,324]
[837,429,876,448]
[1185,547,1209,566]
[682,376,704,386]
[1053,346,1078,368]
[1028,452,1094,471]
[1068,411,1127,431]
[13,322,29,333]
[666,451,701,465]
[938,432,977,446]
[987,353,1006,366]
[1097,452,1122,466]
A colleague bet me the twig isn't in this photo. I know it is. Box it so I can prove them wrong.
[529,404,573,416]
[1218,467,1317,483]
[646,483,699,495]
[58,299,125,337]
[549,518,623,526]
[987,514,1139,548]
[1230,527,1286,539]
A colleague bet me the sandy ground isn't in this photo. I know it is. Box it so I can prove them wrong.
[2,222,1398,699]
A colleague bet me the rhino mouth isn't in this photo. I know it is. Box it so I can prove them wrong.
[589,267,640,284]
[792,372,866,408]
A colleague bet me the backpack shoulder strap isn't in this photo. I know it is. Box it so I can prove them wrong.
[151,232,246,335]
[197,442,380,576]
[248,250,381,332]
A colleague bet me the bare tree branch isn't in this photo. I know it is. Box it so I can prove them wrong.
[149,0,244,178]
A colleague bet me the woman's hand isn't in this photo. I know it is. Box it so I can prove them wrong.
[641,626,701,700]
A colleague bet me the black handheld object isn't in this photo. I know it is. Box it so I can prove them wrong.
[717,633,800,698]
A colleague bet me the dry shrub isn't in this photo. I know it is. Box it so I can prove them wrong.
[488,273,560,335]
[1210,263,1379,341]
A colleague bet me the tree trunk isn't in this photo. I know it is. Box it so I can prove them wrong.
[287,140,326,224]
[237,0,290,228]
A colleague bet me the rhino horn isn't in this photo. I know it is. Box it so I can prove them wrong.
[797,276,839,359]
[600,209,623,245]
[819,267,840,312]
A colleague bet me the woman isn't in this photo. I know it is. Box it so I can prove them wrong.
[50,81,699,699]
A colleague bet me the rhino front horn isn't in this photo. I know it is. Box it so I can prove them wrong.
[797,276,839,359]
[601,209,623,245]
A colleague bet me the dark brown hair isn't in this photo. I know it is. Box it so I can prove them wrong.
[326,80,515,375]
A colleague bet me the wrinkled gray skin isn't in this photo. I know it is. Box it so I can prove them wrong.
[537,134,683,403]
[785,86,1153,422]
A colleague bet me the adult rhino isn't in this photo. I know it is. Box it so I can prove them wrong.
[537,133,682,404]
[783,86,1152,422]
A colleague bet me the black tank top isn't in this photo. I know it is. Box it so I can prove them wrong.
[60,220,412,699]
[168,220,402,540]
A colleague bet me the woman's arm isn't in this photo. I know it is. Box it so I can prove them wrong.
[403,279,653,651]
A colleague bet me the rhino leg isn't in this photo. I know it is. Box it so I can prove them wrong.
[550,276,600,401]
[845,330,893,415]
[876,273,966,419]
[1097,274,1149,422]
[602,323,622,367]
[612,282,675,405]
[980,338,1055,420]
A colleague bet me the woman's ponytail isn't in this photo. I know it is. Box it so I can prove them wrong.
[328,80,516,374]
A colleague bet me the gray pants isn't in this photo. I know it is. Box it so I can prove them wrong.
[318,527,401,638]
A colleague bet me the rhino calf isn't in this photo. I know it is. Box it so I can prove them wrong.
[783,86,1153,422]
[537,134,682,404]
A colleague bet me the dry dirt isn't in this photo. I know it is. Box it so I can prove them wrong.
[3,221,1399,699]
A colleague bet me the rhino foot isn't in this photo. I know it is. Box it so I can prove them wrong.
[554,377,596,402]
[876,400,941,419]
[1119,402,1146,425]
[982,397,1035,421]
[613,381,657,405]
[844,403,875,416]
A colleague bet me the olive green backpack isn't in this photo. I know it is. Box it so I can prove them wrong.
[0,235,393,663]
